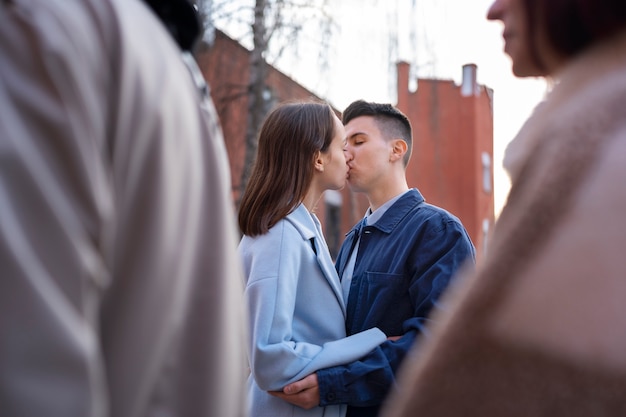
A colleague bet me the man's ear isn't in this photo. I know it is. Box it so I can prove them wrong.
[390,139,408,162]
[313,150,325,172]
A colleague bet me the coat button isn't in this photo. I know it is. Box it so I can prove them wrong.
[326,392,336,402]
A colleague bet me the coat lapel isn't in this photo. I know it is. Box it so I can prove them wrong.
[288,205,347,315]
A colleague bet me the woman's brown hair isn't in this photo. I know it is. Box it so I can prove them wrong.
[524,0,626,71]
[238,101,336,236]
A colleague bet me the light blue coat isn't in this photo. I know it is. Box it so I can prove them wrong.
[239,204,386,417]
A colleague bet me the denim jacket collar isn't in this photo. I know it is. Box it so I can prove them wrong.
[347,188,426,237]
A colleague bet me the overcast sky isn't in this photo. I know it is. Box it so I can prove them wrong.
[271,0,547,215]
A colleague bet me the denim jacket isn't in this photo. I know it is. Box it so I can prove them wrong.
[317,189,475,416]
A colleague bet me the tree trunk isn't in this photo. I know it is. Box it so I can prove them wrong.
[238,0,269,208]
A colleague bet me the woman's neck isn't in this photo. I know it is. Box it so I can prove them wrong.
[302,186,322,213]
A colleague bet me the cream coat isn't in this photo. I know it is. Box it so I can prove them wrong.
[383,30,626,416]
[0,1,247,416]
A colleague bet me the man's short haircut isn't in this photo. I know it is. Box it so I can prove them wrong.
[342,100,413,167]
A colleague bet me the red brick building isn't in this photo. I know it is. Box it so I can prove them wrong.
[396,62,495,262]
[197,31,494,261]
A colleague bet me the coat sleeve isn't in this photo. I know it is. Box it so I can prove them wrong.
[242,225,386,391]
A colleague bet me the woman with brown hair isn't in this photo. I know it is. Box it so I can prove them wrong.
[238,101,386,417]
[382,0,626,415]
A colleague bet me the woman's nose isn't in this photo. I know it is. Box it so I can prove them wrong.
[487,0,506,21]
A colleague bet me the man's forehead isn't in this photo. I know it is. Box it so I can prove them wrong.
[344,115,377,137]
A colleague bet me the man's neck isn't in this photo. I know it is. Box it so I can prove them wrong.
[367,181,409,212]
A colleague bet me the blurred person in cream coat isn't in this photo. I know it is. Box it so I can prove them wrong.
[0,0,247,416]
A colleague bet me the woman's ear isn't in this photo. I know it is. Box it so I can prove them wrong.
[313,150,325,172]
[390,139,408,162]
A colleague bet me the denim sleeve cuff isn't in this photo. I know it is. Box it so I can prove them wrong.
[317,367,349,406]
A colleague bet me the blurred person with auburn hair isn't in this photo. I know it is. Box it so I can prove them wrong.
[382,0,626,416]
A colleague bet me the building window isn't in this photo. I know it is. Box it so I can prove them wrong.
[482,151,492,194]
[482,218,490,256]
[324,190,342,260]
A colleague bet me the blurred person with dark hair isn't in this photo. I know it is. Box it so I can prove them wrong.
[0,0,247,416]
[271,100,475,417]
[382,0,626,416]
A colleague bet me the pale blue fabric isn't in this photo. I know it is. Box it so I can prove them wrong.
[239,203,386,417]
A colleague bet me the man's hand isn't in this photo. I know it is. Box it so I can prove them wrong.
[268,373,320,409]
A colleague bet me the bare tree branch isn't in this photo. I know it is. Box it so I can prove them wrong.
[200,0,335,208]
